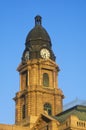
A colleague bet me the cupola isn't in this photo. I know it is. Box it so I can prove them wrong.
[22,15,55,62]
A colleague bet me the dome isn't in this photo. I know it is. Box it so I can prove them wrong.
[22,15,56,62]
[26,15,51,42]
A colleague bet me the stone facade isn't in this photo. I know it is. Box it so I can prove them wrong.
[14,58,64,128]
[31,106,86,130]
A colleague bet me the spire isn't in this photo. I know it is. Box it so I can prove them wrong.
[35,15,42,26]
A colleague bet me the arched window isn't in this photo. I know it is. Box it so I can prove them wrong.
[21,71,28,90]
[44,103,52,115]
[22,104,26,119]
[43,73,49,87]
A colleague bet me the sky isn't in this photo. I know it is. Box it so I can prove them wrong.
[0,0,86,124]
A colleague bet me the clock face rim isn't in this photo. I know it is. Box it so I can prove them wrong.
[25,51,29,60]
[40,48,50,59]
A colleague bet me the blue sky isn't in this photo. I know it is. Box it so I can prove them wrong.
[0,0,86,124]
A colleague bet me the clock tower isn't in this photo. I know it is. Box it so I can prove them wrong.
[14,15,64,128]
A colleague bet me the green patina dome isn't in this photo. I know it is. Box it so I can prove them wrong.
[26,15,51,42]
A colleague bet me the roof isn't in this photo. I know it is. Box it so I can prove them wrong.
[26,25,51,42]
[26,16,51,42]
[63,98,86,111]
[54,105,86,123]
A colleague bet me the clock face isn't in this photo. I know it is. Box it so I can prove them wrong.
[25,51,29,60]
[40,48,50,59]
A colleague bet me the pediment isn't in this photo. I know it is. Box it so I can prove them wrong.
[31,114,58,130]
[40,59,60,71]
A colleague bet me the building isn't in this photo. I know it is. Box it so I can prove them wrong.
[0,15,86,130]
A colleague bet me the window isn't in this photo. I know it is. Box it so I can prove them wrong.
[22,104,26,119]
[43,73,49,87]
[44,103,52,115]
[22,71,28,89]
[46,125,49,130]
[15,108,18,123]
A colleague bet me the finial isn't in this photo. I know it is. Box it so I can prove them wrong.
[35,15,42,26]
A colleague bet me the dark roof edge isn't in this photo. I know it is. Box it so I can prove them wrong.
[56,105,86,117]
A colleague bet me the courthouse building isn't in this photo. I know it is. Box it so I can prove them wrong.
[0,15,86,130]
